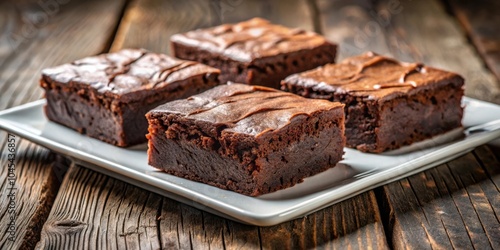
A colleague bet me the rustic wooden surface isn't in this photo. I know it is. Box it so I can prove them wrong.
[37,166,388,249]
[0,0,499,249]
[110,0,218,54]
[0,0,125,249]
[377,146,500,249]
[0,141,58,250]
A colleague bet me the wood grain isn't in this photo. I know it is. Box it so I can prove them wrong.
[37,166,161,249]
[447,0,500,82]
[158,198,262,249]
[110,0,219,54]
[0,141,59,250]
[0,0,126,248]
[376,146,500,249]
[317,0,500,104]
[259,192,388,249]
[37,165,390,249]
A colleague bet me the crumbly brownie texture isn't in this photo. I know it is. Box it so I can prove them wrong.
[146,83,345,196]
[282,52,464,153]
[40,49,220,147]
[171,18,337,89]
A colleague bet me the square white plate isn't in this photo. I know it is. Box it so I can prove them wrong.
[1,97,500,226]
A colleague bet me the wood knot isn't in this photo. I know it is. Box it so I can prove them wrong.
[46,220,87,235]
[54,220,86,228]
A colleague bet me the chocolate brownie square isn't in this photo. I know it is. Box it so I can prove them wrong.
[146,83,345,196]
[40,49,220,147]
[171,18,337,89]
[282,52,464,153]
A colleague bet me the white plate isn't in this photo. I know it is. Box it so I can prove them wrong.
[1,97,500,226]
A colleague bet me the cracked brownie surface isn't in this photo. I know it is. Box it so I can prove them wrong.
[171,18,337,88]
[282,52,464,153]
[40,49,220,146]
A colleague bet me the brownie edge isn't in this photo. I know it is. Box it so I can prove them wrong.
[146,83,346,196]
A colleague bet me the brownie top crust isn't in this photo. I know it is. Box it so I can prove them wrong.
[170,18,332,62]
[41,49,220,102]
[149,83,344,137]
[283,52,464,101]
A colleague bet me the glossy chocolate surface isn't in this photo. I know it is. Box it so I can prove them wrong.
[170,18,331,62]
[283,52,464,100]
[42,49,220,96]
[150,83,344,136]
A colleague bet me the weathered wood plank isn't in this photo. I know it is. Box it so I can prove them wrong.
[0,0,126,248]
[110,0,218,54]
[37,166,162,249]
[0,141,59,250]
[474,146,500,191]
[260,192,388,249]
[317,0,500,104]
[447,0,500,82]
[37,165,391,249]
[376,146,500,249]
[159,198,261,249]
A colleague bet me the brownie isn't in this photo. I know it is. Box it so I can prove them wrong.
[146,83,345,196]
[282,52,464,153]
[170,18,337,89]
[40,49,220,147]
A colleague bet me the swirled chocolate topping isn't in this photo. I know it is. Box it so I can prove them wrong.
[41,49,220,98]
[170,18,330,62]
[283,52,463,99]
[150,83,344,136]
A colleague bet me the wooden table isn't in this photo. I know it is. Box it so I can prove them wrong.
[1,0,500,249]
